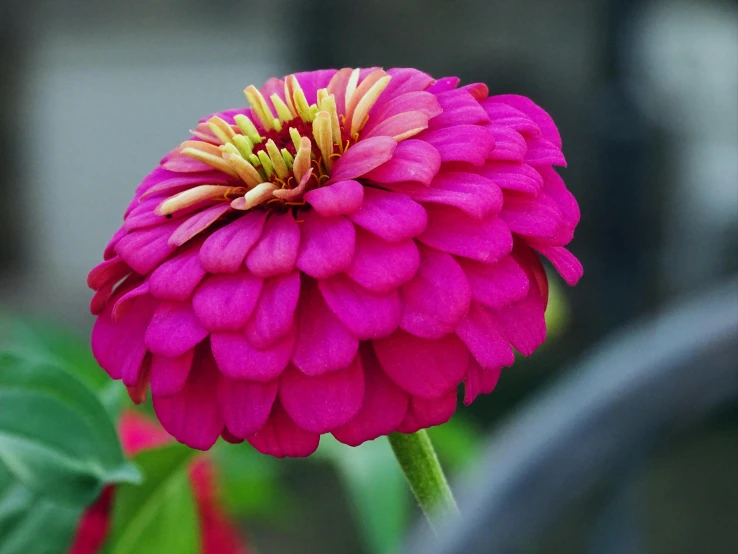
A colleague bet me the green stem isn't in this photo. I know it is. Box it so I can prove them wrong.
[388,430,459,529]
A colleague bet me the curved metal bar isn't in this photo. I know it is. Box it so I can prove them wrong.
[406,278,738,554]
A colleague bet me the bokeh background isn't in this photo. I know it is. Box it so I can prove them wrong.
[0,0,736,553]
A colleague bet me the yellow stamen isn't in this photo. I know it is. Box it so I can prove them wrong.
[286,75,313,122]
[156,184,233,215]
[234,114,263,144]
[231,182,279,210]
[350,74,391,136]
[244,85,275,131]
[180,143,238,177]
[289,127,303,151]
[271,94,295,123]
[222,153,262,188]
[207,116,236,145]
[257,150,274,178]
[293,136,312,183]
[265,139,289,180]
[248,153,261,167]
[344,68,361,111]
[283,79,299,118]
[312,111,334,169]
[319,94,341,145]
[281,148,294,169]
[233,134,254,158]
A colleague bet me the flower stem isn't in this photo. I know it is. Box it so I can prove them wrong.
[388,430,459,529]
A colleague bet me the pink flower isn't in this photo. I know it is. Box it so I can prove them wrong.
[88,68,582,456]
[69,412,249,554]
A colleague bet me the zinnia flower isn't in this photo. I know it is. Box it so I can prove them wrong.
[88,67,582,456]
[69,411,249,554]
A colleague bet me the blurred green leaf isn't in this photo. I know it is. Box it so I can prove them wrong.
[107,443,199,554]
[317,436,408,554]
[544,274,570,339]
[0,351,140,554]
[427,416,481,471]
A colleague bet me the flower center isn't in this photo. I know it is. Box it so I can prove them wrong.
[156,69,391,217]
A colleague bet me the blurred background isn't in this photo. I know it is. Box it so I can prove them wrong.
[0,0,736,553]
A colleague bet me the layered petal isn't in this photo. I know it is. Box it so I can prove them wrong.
[348,188,427,242]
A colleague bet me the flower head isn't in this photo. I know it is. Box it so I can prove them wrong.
[69,412,249,554]
[88,68,582,456]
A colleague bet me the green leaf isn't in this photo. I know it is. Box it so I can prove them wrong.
[107,443,200,554]
[317,437,408,554]
[0,351,140,554]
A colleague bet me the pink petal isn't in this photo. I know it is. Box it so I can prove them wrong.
[148,243,207,301]
[477,161,543,195]
[489,94,562,148]
[245,271,301,348]
[412,170,503,219]
[418,125,495,165]
[91,295,156,381]
[192,270,263,332]
[459,82,489,101]
[218,376,278,438]
[396,388,458,434]
[346,229,420,293]
[464,357,502,406]
[373,331,468,399]
[457,255,530,308]
[111,281,150,320]
[500,193,562,240]
[260,77,286,108]
[456,301,515,370]
[87,256,131,291]
[539,166,580,227]
[304,180,364,217]
[199,211,267,273]
[348,188,427,242]
[292,281,359,376]
[362,111,431,141]
[486,125,527,162]
[296,211,356,278]
[115,222,179,275]
[400,246,471,339]
[480,101,541,135]
[280,358,364,433]
[373,68,435,113]
[328,137,397,182]
[245,212,300,277]
[332,345,409,446]
[169,204,232,247]
[490,272,547,356]
[210,329,295,381]
[532,245,583,286]
[153,347,223,450]
[150,350,194,396]
[419,204,513,263]
[103,226,126,260]
[247,401,320,458]
[426,76,460,94]
[363,91,442,136]
[124,196,170,231]
[144,301,209,357]
[138,172,232,200]
[429,89,490,129]
[363,140,441,186]
[161,151,214,173]
[525,135,566,166]
[318,274,402,339]
[291,69,337,104]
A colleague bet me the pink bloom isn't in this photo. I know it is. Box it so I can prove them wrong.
[88,68,582,456]
[69,412,249,554]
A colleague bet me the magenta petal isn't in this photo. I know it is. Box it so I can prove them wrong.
[296,211,356,279]
[115,222,179,275]
[477,161,543,195]
[457,255,530,308]
[87,256,131,291]
[491,274,547,356]
[150,350,194,396]
[486,125,528,162]
[464,357,502,406]
[373,68,435,112]
[318,274,402,339]
[480,100,541,135]
[153,348,223,450]
[419,204,513,263]
[292,281,358,376]
[124,196,169,231]
[211,329,295,381]
[363,91,442,135]
[363,140,441,186]
[533,245,583,286]
[500,194,562,240]
[92,295,156,381]
[144,301,208,357]
[396,389,458,434]
[169,204,232,247]
[161,152,213,173]
[373,331,468,399]
[218,376,278,438]
[199,211,267,273]
[426,76,460,94]
[429,89,490,129]
[280,358,364,433]
[538,166,580,227]
[362,111,431,141]
[332,346,409,446]
[348,188,427,242]
[149,243,207,301]
[304,180,364,217]
[489,94,562,148]
[413,171,503,219]
[245,271,300,348]
[290,69,338,104]
[401,246,471,339]
[328,137,397,182]
[192,270,263,332]
[418,125,495,165]
[456,301,515,370]
[524,135,567,167]
[103,226,126,260]
[247,401,320,458]
[245,212,300,277]
[346,229,419,293]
